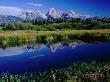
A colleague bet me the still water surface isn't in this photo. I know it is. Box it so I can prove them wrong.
[0,41,110,73]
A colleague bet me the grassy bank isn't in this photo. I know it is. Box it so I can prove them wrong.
[0,62,110,82]
[0,29,110,47]
[0,29,110,37]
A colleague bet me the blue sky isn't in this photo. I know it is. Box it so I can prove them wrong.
[0,0,110,16]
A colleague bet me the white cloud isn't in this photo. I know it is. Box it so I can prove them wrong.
[0,6,22,16]
[26,3,43,7]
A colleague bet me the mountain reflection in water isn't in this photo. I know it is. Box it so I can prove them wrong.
[0,41,110,73]
[0,41,84,57]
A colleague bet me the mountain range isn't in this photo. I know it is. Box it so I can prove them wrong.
[0,8,109,23]
[20,8,81,20]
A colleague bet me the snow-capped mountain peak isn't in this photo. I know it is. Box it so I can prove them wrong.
[0,8,92,23]
[47,8,61,19]
[68,10,79,18]
[19,10,47,19]
[49,8,56,14]
[69,10,76,15]
[33,10,47,19]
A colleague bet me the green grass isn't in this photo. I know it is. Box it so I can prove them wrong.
[0,29,110,37]
[0,29,110,47]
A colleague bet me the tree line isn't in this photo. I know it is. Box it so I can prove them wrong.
[0,17,110,31]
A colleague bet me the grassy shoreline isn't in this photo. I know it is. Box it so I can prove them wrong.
[0,29,110,37]
[0,29,110,47]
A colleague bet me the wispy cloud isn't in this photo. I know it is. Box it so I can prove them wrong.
[26,3,43,7]
[0,6,22,16]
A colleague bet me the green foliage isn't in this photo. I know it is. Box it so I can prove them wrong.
[1,19,110,31]
[42,25,57,31]
[1,23,58,31]
[96,22,110,29]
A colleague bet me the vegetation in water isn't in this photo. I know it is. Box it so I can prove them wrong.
[0,62,110,82]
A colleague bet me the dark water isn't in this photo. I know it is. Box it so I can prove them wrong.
[0,41,110,74]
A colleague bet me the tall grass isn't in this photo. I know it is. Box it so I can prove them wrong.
[0,30,110,48]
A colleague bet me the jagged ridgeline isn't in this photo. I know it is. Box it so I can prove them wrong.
[0,8,109,24]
